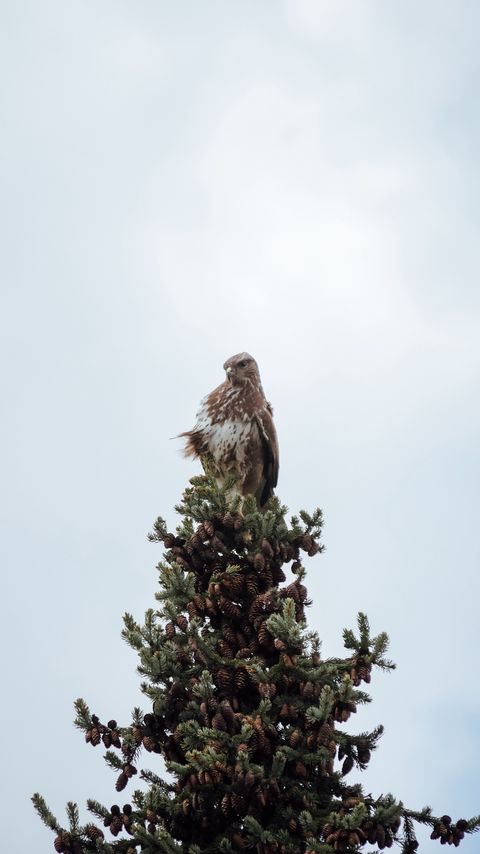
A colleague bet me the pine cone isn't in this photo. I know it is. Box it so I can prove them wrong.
[258,622,272,647]
[212,712,227,730]
[175,614,188,631]
[391,816,402,834]
[90,727,101,746]
[84,825,104,841]
[317,722,334,745]
[196,523,207,541]
[236,646,252,659]
[325,830,343,849]
[165,621,176,639]
[258,683,272,699]
[261,567,274,588]
[193,594,205,613]
[187,532,202,551]
[222,625,238,645]
[299,534,313,552]
[123,818,133,835]
[176,646,191,664]
[254,553,265,571]
[221,793,232,815]
[220,703,235,726]
[358,663,371,683]
[261,538,274,558]
[376,825,386,848]
[289,729,301,748]
[217,639,235,659]
[109,815,123,836]
[186,601,199,619]
[249,592,273,620]
[283,582,300,602]
[358,747,371,764]
[142,735,155,753]
[227,574,245,595]
[253,785,267,808]
[297,584,308,601]
[204,521,215,538]
[219,597,241,620]
[204,597,218,619]
[124,763,137,778]
[215,667,231,688]
[234,668,247,689]
[115,772,128,792]
[110,729,121,748]
[333,701,355,722]
[245,574,259,595]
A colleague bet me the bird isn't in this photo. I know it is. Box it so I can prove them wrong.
[180,352,279,508]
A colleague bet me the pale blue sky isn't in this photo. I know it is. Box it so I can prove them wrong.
[1,1,480,850]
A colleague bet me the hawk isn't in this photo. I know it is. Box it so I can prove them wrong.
[180,352,279,508]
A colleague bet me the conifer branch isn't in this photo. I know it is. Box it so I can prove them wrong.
[86,799,110,820]
[73,698,92,730]
[66,802,80,833]
[31,794,60,831]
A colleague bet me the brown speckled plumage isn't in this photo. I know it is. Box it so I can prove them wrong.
[180,353,279,507]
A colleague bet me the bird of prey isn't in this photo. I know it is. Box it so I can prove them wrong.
[180,352,279,508]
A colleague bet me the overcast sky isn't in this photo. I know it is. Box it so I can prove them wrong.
[2,1,480,851]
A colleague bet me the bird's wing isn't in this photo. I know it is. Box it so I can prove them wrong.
[254,406,279,505]
[177,394,213,458]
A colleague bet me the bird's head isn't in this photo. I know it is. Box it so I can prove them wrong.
[223,352,260,387]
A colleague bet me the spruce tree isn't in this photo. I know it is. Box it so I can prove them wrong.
[33,476,480,853]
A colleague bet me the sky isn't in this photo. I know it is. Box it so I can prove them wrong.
[1,1,480,850]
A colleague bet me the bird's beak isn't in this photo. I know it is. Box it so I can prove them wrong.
[226,366,234,380]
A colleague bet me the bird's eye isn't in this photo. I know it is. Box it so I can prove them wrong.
[238,360,247,368]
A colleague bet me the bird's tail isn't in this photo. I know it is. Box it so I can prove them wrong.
[177,429,207,459]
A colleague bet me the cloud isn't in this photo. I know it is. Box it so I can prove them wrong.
[284,0,376,43]
[2,2,480,849]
